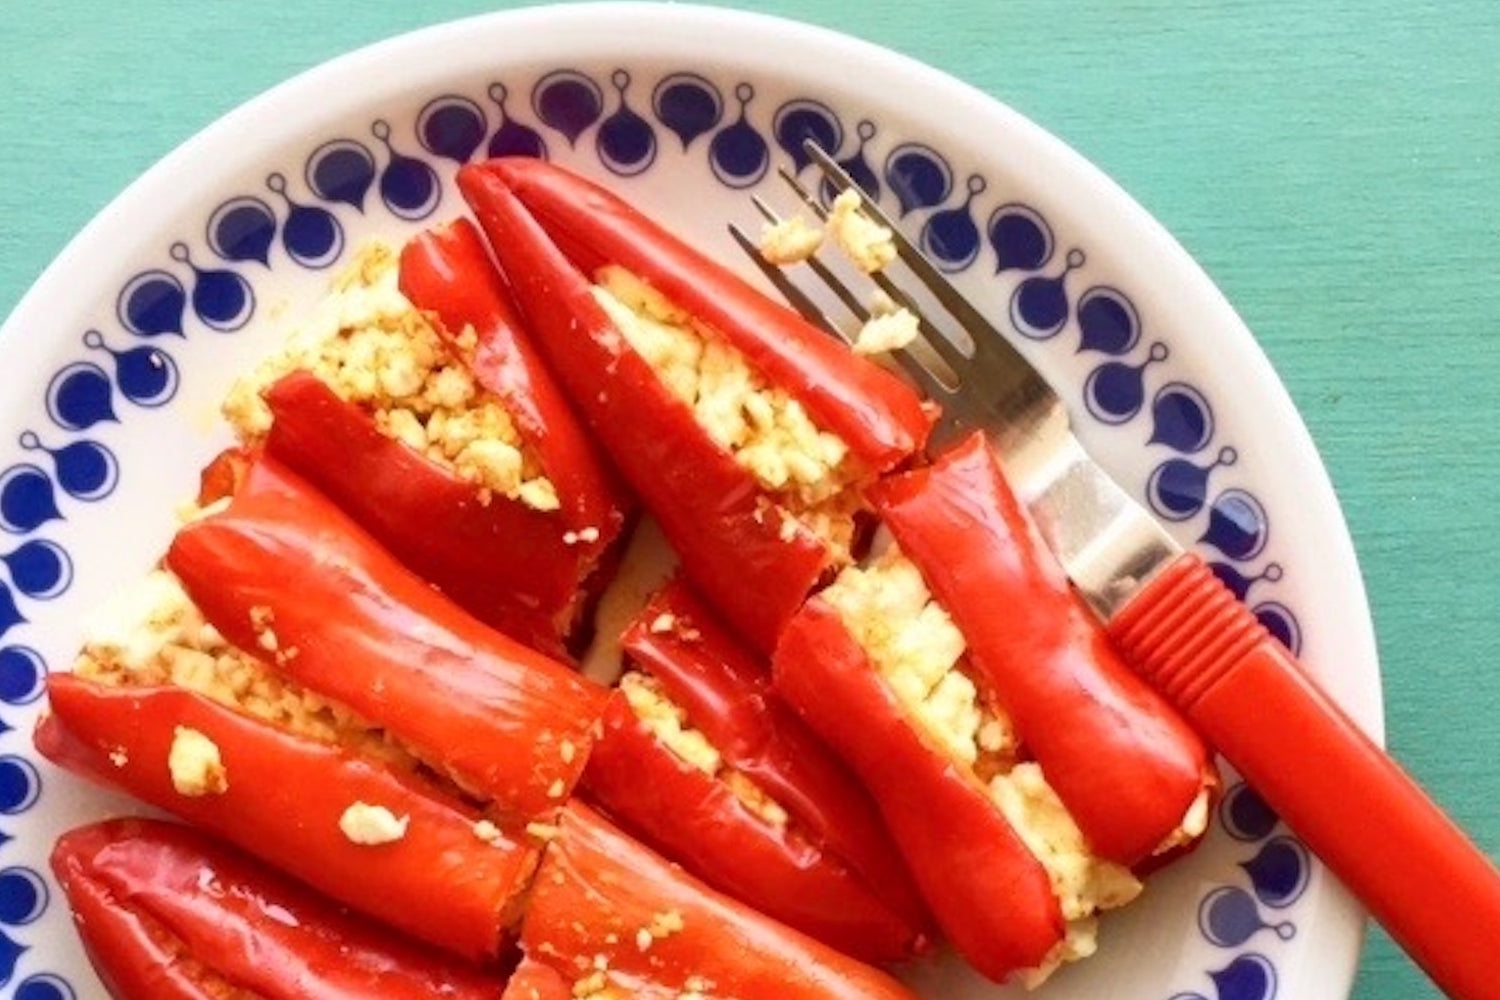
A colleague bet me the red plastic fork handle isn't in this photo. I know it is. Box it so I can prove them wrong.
[1108,554,1500,1000]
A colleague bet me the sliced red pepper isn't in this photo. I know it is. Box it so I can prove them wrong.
[517,801,921,1000]
[870,432,1214,865]
[502,958,573,1000]
[166,452,608,821]
[52,818,503,1000]
[36,676,534,962]
[772,599,1064,980]
[583,579,930,960]
[456,161,929,654]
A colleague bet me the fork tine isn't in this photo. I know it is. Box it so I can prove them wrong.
[804,141,1016,378]
[726,223,848,344]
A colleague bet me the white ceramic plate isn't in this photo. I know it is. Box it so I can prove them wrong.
[0,5,1377,999]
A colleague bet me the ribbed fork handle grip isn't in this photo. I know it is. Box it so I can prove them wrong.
[1109,555,1500,1000]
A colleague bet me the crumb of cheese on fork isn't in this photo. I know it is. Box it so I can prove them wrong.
[852,306,920,356]
[827,189,896,273]
[758,214,824,265]
[339,802,409,845]
[222,242,558,512]
[168,726,227,796]
[620,672,789,829]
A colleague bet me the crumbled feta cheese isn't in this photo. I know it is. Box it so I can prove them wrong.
[590,265,859,553]
[76,570,415,772]
[168,726,227,796]
[473,819,502,843]
[648,613,676,634]
[758,215,824,265]
[547,778,566,799]
[1154,786,1213,855]
[223,243,557,512]
[827,189,896,272]
[338,802,409,845]
[821,550,1016,768]
[526,821,561,841]
[619,672,788,829]
[853,307,920,356]
[559,739,577,765]
[577,526,600,543]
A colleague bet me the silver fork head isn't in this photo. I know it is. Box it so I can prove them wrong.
[729,140,1065,457]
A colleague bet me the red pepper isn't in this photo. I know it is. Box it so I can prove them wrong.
[256,219,631,657]
[52,818,503,1000]
[502,958,572,1000]
[772,599,1064,981]
[870,432,1214,865]
[456,160,930,654]
[516,801,921,1000]
[166,451,608,822]
[583,580,929,961]
[35,676,535,962]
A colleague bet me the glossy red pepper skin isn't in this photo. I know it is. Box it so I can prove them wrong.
[518,802,921,1000]
[871,432,1213,865]
[52,818,503,1000]
[36,677,534,962]
[772,599,1064,982]
[590,579,931,960]
[166,452,607,821]
[502,958,573,1000]
[456,162,929,654]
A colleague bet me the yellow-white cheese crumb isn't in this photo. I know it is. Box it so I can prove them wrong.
[526,821,561,841]
[1155,786,1213,855]
[338,802,409,845]
[472,819,502,843]
[821,549,1017,767]
[589,265,859,554]
[853,307,920,356]
[827,189,896,272]
[168,726,227,796]
[222,243,558,511]
[758,215,824,265]
[648,612,676,634]
[547,778,566,799]
[620,672,788,829]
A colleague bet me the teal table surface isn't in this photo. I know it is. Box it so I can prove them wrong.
[2,2,1496,998]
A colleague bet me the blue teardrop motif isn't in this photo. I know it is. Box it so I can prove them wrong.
[596,70,656,177]
[1083,342,1167,425]
[820,120,879,204]
[206,196,277,265]
[1200,488,1269,561]
[305,139,377,211]
[268,173,344,269]
[487,83,547,159]
[1221,782,1280,842]
[708,83,769,189]
[772,99,843,173]
[1148,382,1215,453]
[0,466,60,535]
[1076,287,1140,355]
[884,143,952,216]
[0,868,46,926]
[15,974,74,1000]
[1208,954,1277,1000]
[1147,447,1235,521]
[1242,835,1312,908]
[1210,561,1283,601]
[1,540,71,600]
[85,331,179,408]
[45,362,116,431]
[116,270,185,338]
[169,243,253,332]
[0,587,24,645]
[652,73,723,150]
[0,757,39,815]
[372,120,441,221]
[417,95,487,164]
[0,927,25,988]
[1010,249,1084,339]
[920,174,984,272]
[47,439,118,502]
[1198,886,1266,948]
[987,204,1053,273]
[0,646,45,705]
[1253,601,1302,655]
[532,70,604,147]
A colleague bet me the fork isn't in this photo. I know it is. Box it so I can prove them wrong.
[730,142,1500,1000]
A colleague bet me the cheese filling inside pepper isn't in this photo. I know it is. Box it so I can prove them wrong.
[619,671,790,830]
[76,569,416,773]
[820,548,1142,981]
[224,243,558,511]
[590,265,862,557]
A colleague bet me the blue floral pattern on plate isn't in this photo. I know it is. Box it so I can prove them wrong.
[0,65,1309,1000]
